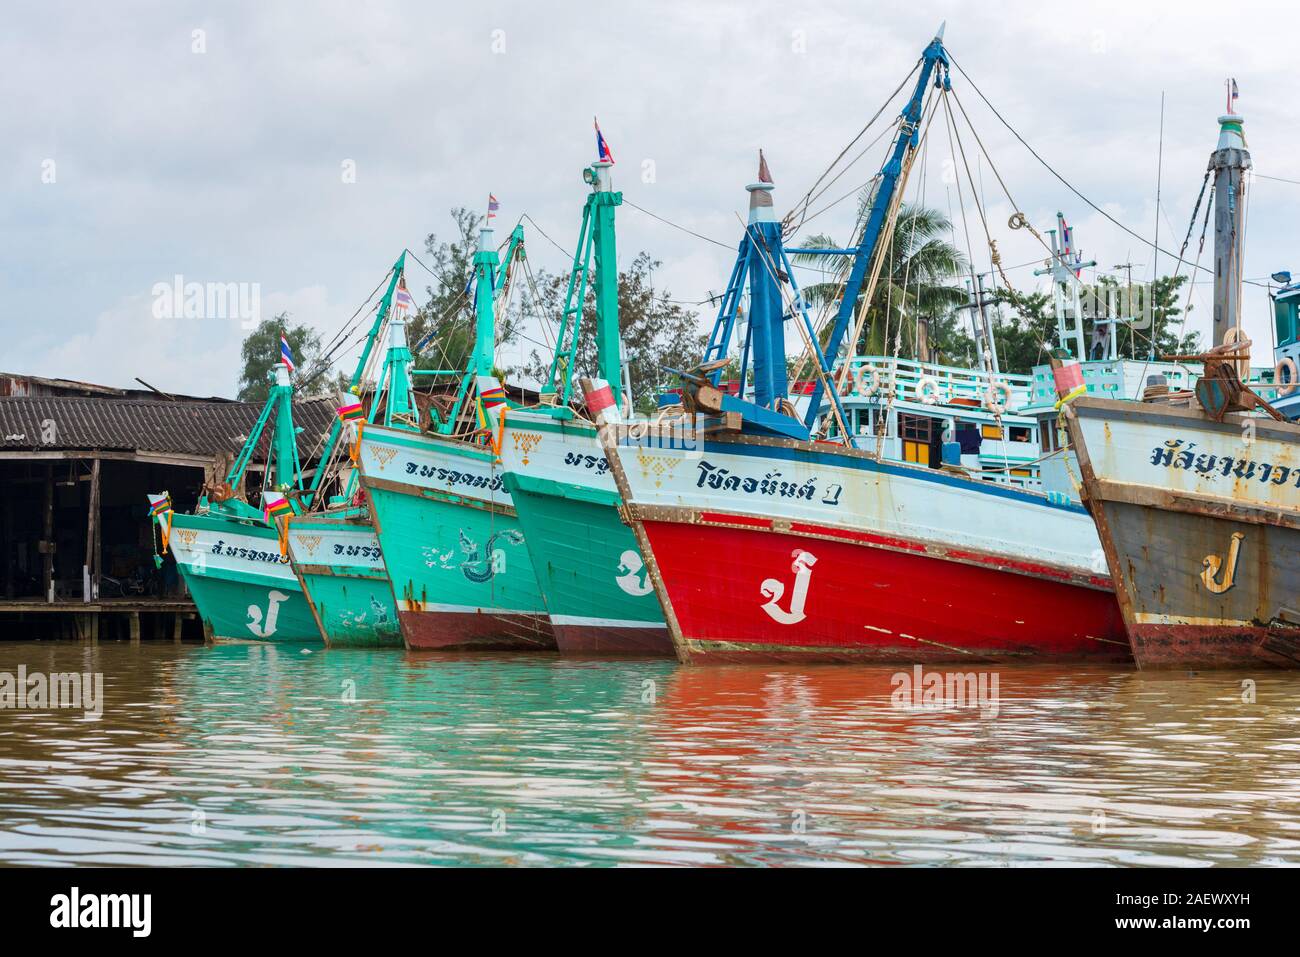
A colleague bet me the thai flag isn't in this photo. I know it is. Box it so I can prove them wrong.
[393,278,414,314]
[487,194,499,222]
[280,335,295,373]
[595,117,614,164]
[1231,78,1239,106]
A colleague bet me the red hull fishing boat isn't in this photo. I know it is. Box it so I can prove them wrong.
[596,26,1129,665]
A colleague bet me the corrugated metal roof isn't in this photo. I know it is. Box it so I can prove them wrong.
[0,395,337,461]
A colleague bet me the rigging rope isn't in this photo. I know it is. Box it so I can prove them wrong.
[947,53,1268,290]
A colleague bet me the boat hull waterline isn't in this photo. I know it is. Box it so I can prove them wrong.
[1066,397,1300,669]
[498,411,672,656]
[287,514,403,648]
[170,513,320,644]
[601,426,1131,664]
[358,423,555,651]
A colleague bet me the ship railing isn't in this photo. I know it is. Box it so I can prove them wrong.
[843,356,1034,411]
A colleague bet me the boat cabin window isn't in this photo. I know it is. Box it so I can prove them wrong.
[1009,425,1032,444]
[1275,296,1298,347]
[899,412,940,467]
[981,424,1003,441]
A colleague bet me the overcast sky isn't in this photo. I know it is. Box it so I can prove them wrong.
[3,0,1298,398]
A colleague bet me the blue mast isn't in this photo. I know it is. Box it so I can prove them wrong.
[801,26,950,431]
[689,153,847,441]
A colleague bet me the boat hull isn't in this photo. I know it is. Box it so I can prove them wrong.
[1066,397,1300,669]
[602,425,1129,664]
[499,412,672,656]
[170,513,320,644]
[287,514,403,648]
[358,424,555,651]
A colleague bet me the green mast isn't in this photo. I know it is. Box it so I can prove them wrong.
[427,223,526,434]
[543,158,623,410]
[472,226,500,378]
[302,251,408,505]
[375,314,417,427]
[269,362,299,491]
[591,160,622,409]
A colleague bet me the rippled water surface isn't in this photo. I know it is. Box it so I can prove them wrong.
[1,641,1298,866]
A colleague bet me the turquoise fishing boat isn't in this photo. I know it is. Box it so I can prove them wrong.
[161,361,321,643]
[493,149,671,655]
[359,221,555,650]
[286,254,415,648]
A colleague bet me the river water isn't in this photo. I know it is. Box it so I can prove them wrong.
[0,641,1297,866]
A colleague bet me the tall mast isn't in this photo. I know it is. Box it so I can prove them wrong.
[269,361,297,490]
[471,225,500,378]
[303,253,407,505]
[1034,213,1095,361]
[745,150,787,408]
[545,150,624,409]
[803,25,950,430]
[590,159,623,409]
[379,315,417,426]
[1211,81,1250,347]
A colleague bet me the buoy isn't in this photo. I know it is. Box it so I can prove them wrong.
[917,376,941,405]
[854,364,881,396]
[985,381,1013,414]
[1275,356,1298,396]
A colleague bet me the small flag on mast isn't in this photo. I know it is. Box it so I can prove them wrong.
[393,276,414,315]
[758,149,773,184]
[595,117,614,164]
[263,492,294,523]
[147,492,172,518]
[487,194,500,222]
[1230,77,1239,110]
[280,334,295,373]
[147,492,173,556]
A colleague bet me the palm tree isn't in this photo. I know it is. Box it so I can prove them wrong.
[792,193,968,360]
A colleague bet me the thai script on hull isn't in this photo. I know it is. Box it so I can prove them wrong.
[1151,439,1300,489]
[695,459,842,506]
[404,460,504,492]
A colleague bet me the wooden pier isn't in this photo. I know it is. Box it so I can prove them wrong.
[0,597,201,641]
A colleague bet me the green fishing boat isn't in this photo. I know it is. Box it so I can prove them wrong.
[358,220,555,650]
[286,254,415,648]
[494,149,671,655]
[158,360,321,644]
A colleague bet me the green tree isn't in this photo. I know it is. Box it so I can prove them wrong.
[236,313,322,402]
[1130,273,1199,358]
[523,252,706,413]
[793,198,968,359]
[991,289,1056,375]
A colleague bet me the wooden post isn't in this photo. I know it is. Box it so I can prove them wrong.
[1,485,11,599]
[129,611,141,644]
[85,458,101,602]
[172,613,184,643]
[41,463,54,602]
[89,611,99,643]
